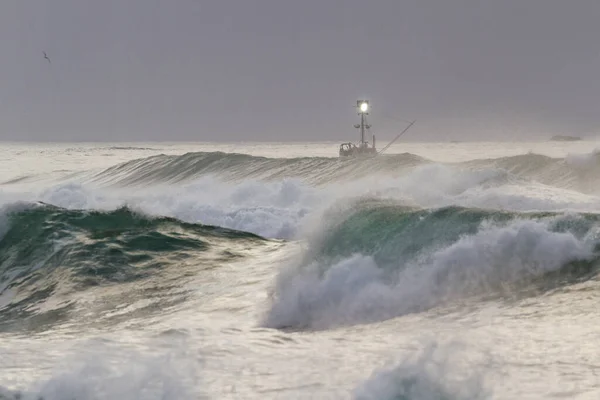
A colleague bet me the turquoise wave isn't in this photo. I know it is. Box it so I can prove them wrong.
[0,204,265,331]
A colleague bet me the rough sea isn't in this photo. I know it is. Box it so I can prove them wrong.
[1,140,600,399]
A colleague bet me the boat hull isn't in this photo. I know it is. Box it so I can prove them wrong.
[339,142,377,157]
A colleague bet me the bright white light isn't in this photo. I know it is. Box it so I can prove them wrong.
[360,102,369,112]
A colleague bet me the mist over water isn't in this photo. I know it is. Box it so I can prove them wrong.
[1,141,600,399]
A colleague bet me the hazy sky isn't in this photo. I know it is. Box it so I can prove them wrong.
[1,0,599,142]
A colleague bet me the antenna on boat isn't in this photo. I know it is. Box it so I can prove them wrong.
[378,120,416,155]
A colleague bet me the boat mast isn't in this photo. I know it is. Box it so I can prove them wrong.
[355,100,371,148]
[360,113,365,145]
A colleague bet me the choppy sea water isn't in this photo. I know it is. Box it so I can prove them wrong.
[1,140,600,399]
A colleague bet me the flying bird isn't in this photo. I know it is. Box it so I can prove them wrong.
[43,51,51,64]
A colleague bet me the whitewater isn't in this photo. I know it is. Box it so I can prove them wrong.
[1,140,600,399]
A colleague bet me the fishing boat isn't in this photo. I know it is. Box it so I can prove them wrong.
[339,100,415,157]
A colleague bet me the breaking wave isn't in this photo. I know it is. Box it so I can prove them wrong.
[263,200,600,330]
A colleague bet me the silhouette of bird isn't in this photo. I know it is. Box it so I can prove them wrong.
[43,51,51,64]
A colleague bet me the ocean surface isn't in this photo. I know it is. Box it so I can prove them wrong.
[1,140,600,399]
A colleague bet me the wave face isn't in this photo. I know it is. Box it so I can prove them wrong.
[0,203,263,332]
[263,200,600,330]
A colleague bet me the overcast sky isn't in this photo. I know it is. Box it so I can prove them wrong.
[1,0,599,142]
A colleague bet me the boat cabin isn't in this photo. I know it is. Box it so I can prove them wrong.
[339,142,376,157]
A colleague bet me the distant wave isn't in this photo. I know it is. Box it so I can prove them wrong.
[5,150,600,199]
[86,151,428,187]
[466,151,600,194]
[71,150,600,197]
[263,199,600,330]
[64,146,158,152]
[2,171,86,186]
[0,203,264,332]
[103,146,158,151]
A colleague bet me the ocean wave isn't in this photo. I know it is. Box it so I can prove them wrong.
[263,201,600,330]
[0,203,263,331]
